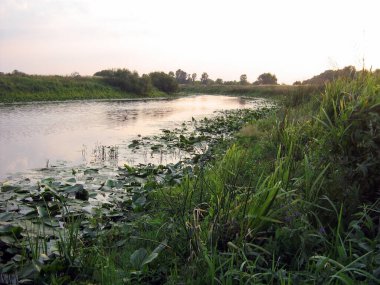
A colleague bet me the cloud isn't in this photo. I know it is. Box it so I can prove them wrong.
[0,0,379,82]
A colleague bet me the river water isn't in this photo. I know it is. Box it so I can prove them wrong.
[0,95,267,180]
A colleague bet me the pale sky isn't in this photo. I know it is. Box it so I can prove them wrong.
[0,0,379,84]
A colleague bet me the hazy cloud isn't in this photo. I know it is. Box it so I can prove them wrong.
[0,0,379,82]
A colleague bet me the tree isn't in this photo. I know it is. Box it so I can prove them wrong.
[301,66,357,85]
[175,69,187,84]
[215,78,223,84]
[191,73,197,82]
[93,68,152,95]
[255,73,278,85]
[201,72,209,84]
[11,70,27,76]
[240,74,248,85]
[293,81,302,85]
[168,71,175,77]
[70,72,81,77]
[149,72,178,93]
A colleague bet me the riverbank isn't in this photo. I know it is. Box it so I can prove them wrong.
[1,74,379,284]
[0,73,322,103]
[0,74,168,103]
[179,83,323,99]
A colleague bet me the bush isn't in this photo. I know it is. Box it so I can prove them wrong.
[149,72,178,93]
[94,68,152,95]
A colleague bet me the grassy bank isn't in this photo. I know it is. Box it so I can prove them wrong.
[1,74,380,284]
[179,83,323,99]
[165,74,380,284]
[0,75,167,103]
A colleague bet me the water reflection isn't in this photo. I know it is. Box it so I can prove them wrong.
[0,95,268,179]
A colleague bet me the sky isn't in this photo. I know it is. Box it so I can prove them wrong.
[0,0,379,84]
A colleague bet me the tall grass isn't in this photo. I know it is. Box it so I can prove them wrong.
[11,72,380,284]
[0,74,167,102]
[153,72,380,284]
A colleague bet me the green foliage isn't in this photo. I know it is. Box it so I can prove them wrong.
[0,73,162,102]
[3,72,380,284]
[149,71,178,93]
[201,72,209,84]
[180,83,309,100]
[239,74,248,85]
[94,68,152,95]
[254,72,278,85]
[302,65,356,85]
[175,69,188,84]
[158,72,380,283]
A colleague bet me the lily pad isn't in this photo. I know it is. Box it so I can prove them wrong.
[1,185,21,193]
[0,212,15,222]
[0,223,22,236]
[84,169,99,175]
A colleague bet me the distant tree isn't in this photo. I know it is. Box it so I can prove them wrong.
[11,70,27,76]
[149,71,178,93]
[94,69,115,77]
[302,65,357,85]
[93,68,152,95]
[255,73,278,85]
[240,74,248,85]
[339,65,356,79]
[201,72,209,84]
[139,74,153,95]
[70,72,81,77]
[224,80,237,85]
[168,71,175,77]
[215,78,223,84]
[293,81,302,85]
[191,73,197,82]
[175,69,188,84]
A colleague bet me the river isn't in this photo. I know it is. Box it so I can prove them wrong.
[0,95,267,180]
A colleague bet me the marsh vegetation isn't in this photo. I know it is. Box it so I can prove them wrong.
[0,71,379,284]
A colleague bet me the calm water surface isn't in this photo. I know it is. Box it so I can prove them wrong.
[0,95,267,180]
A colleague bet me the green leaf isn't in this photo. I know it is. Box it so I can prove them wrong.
[152,240,167,255]
[141,252,158,267]
[84,168,99,175]
[0,223,23,236]
[0,212,15,222]
[18,261,41,279]
[133,196,146,206]
[61,184,83,193]
[0,235,16,245]
[130,247,161,270]
[41,178,55,185]
[37,206,48,218]
[1,184,21,192]
[65,177,76,184]
[130,248,148,269]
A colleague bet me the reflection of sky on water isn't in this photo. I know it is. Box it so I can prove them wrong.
[0,95,267,180]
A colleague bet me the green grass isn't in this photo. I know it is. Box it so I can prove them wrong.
[147,73,380,284]
[2,73,380,284]
[179,83,323,100]
[0,74,168,103]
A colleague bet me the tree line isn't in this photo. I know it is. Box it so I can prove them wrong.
[94,69,178,95]
[172,69,278,85]
[93,68,280,95]
[293,65,380,85]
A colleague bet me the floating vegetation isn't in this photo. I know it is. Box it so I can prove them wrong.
[0,106,272,283]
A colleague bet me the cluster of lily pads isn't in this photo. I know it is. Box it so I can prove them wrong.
[0,106,272,283]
